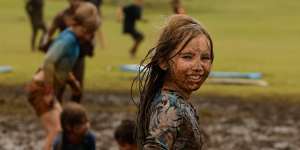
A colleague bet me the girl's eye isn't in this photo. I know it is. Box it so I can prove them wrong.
[202,56,210,60]
[182,55,193,59]
[201,54,211,61]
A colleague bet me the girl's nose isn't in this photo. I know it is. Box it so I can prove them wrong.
[192,59,204,73]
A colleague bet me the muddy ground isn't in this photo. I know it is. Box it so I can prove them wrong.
[0,86,300,150]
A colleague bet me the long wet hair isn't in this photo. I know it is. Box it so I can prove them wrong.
[131,14,214,148]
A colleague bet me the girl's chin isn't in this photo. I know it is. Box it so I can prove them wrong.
[186,84,202,91]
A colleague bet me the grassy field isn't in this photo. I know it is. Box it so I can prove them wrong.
[0,0,299,99]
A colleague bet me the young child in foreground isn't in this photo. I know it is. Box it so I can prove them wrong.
[114,119,137,150]
[52,102,96,150]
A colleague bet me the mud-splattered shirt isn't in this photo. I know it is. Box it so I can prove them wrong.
[143,89,203,150]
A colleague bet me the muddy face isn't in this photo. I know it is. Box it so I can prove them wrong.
[163,35,212,97]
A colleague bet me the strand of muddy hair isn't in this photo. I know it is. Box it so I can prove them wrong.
[137,67,165,147]
[130,47,156,106]
[135,67,160,145]
[131,47,158,147]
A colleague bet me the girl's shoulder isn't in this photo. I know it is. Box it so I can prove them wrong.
[152,90,189,112]
[152,90,198,119]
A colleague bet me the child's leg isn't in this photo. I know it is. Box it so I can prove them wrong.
[34,7,47,51]
[26,74,61,150]
[37,6,47,33]
[30,24,38,51]
[55,85,66,103]
[40,102,62,150]
[25,2,37,51]
[129,30,144,57]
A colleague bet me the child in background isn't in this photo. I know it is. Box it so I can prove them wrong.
[26,3,100,150]
[87,0,103,15]
[53,102,96,150]
[134,14,214,149]
[42,0,83,43]
[40,0,100,103]
[114,119,137,150]
[87,0,106,49]
[117,0,144,58]
[170,0,185,14]
[25,0,47,51]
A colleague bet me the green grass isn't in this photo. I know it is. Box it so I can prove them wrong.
[0,0,299,99]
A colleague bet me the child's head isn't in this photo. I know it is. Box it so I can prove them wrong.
[72,2,100,41]
[157,15,213,95]
[138,14,213,94]
[60,102,89,138]
[134,14,213,146]
[114,120,137,150]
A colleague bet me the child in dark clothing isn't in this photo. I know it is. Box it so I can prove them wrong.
[117,0,144,58]
[25,0,47,51]
[53,102,96,150]
[114,119,137,150]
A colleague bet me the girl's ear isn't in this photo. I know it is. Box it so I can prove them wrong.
[158,59,169,71]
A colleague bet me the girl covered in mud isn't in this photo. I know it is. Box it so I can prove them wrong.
[133,14,214,149]
[26,3,100,150]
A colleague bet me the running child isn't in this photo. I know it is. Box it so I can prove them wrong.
[25,0,47,51]
[117,0,144,58]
